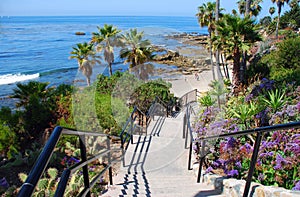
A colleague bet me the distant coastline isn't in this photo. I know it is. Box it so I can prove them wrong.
[0,16,208,108]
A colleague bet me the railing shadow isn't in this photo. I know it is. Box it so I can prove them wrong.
[117,135,153,196]
[149,116,166,136]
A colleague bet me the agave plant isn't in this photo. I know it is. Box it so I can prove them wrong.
[199,93,215,110]
[262,89,288,113]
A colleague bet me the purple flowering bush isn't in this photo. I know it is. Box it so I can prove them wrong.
[255,129,300,189]
[194,79,300,190]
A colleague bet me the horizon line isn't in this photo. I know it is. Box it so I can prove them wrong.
[1,14,197,18]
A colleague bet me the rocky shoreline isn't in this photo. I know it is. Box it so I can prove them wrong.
[152,33,211,75]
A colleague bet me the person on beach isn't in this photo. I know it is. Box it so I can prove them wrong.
[194,72,199,81]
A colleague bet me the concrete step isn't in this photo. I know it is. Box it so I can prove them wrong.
[102,183,225,197]
[102,113,225,197]
[146,117,183,138]
[122,135,187,174]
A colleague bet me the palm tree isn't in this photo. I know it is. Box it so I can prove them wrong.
[196,2,217,81]
[269,6,276,15]
[213,14,261,94]
[271,0,290,39]
[91,24,121,76]
[119,29,153,69]
[215,0,222,80]
[10,81,51,108]
[238,0,263,17]
[70,42,101,86]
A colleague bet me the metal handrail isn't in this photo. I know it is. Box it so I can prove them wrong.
[17,126,63,197]
[17,126,117,197]
[183,101,300,197]
[179,89,199,109]
[17,95,180,197]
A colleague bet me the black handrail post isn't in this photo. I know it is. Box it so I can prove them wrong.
[130,116,134,144]
[185,121,189,149]
[18,126,63,197]
[183,114,186,139]
[54,169,71,197]
[197,140,205,183]
[106,136,113,185]
[79,135,91,197]
[188,142,193,170]
[243,132,263,197]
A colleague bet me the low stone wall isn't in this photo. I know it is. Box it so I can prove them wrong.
[203,173,300,197]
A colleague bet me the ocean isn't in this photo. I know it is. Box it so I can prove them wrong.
[0,16,207,107]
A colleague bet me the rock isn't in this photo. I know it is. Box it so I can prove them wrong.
[75,32,86,35]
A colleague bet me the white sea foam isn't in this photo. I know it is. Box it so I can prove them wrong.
[0,73,40,85]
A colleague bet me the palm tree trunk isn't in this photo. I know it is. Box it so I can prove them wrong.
[109,63,113,76]
[209,32,216,81]
[275,6,281,39]
[86,77,90,86]
[232,47,241,94]
[246,0,251,16]
[215,0,222,81]
[221,54,228,79]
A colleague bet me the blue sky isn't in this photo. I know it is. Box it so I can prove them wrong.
[0,0,290,17]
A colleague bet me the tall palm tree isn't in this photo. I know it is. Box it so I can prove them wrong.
[213,14,261,93]
[215,0,222,80]
[91,24,121,76]
[70,42,101,86]
[119,29,153,69]
[196,2,217,81]
[271,0,290,39]
[238,0,263,17]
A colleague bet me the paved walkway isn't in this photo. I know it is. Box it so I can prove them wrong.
[103,114,225,197]
[168,70,214,98]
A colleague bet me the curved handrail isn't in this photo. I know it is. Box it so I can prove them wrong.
[18,126,118,197]
[18,126,63,197]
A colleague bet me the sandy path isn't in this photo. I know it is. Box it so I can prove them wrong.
[167,70,214,98]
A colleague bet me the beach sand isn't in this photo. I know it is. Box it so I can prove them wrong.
[168,69,214,98]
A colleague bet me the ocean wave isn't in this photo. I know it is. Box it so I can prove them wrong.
[40,67,78,76]
[0,73,40,85]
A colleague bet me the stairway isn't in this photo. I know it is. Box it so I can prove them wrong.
[103,115,225,197]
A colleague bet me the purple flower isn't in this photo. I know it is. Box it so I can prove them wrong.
[213,161,220,167]
[226,169,239,177]
[257,159,262,166]
[240,143,253,154]
[296,102,300,112]
[292,180,300,191]
[274,154,291,170]
[235,161,242,169]
[69,157,80,163]
[260,151,274,158]
[205,167,213,174]
[285,143,300,155]
[245,94,253,102]
[216,159,226,166]
[0,177,9,188]
[285,105,296,117]
[193,144,199,152]
[227,137,237,148]
[258,173,265,182]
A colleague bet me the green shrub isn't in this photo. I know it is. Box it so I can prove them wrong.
[260,37,300,84]
[0,121,18,159]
